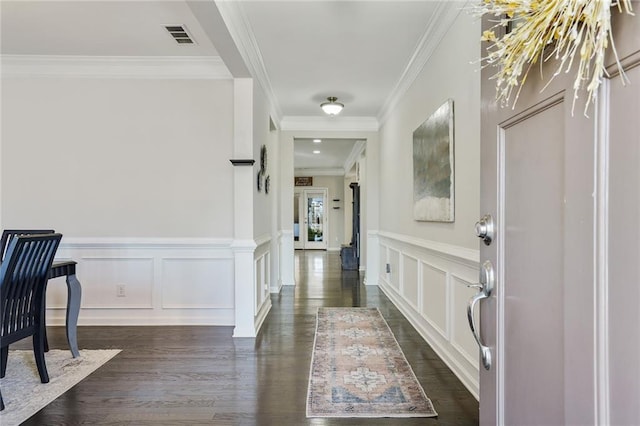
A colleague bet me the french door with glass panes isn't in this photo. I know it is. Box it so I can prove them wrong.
[293,188,328,250]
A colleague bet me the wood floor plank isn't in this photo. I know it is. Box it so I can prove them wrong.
[12,250,478,425]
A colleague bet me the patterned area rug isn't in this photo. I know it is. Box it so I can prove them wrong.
[307,307,437,418]
[0,349,121,425]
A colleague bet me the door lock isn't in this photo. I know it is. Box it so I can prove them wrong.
[475,214,495,246]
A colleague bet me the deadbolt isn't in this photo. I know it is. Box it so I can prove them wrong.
[475,214,495,246]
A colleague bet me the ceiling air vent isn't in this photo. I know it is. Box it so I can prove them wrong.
[164,25,195,45]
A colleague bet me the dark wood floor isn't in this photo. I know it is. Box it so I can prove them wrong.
[16,250,479,425]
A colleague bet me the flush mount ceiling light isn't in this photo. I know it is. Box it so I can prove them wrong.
[313,139,322,143]
[313,150,321,154]
[320,97,344,116]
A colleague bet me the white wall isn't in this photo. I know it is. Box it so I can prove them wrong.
[375,10,481,397]
[251,81,275,324]
[2,75,238,325]
[378,16,480,250]
[2,78,234,237]
[252,81,275,239]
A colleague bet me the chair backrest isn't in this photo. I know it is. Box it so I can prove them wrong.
[0,230,55,262]
[0,234,62,343]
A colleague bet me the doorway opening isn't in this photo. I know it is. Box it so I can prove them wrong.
[292,137,365,254]
[294,188,328,250]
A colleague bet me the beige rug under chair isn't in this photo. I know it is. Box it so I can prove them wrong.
[0,349,121,425]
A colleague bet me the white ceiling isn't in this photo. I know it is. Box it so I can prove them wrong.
[294,138,360,170]
[239,1,439,118]
[1,1,445,171]
[0,1,218,56]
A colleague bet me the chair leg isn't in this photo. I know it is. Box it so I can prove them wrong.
[43,325,49,353]
[42,297,49,353]
[33,330,50,383]
[0,346,8,378]
[0,386,4,411]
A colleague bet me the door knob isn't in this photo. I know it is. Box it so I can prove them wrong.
[475,214,495,246]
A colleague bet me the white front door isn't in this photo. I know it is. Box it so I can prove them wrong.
[294,188,328,250]
[477,9,639,425]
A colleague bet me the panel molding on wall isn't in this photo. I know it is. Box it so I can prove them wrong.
[161,258,234,309]
[254,235,273,333]
[450,273,480,368]
[45,238,235,326]
[420,262,448,340]
[279,230,295,287]
[79,257,154,309]
[378,232,480,399]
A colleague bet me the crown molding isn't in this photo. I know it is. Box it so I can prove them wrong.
[377,1,464,126]
[280,116,379,132]
[0,55,232,79]
[343,140,366,174]
[214,0,283,124]
[295,168,345,177]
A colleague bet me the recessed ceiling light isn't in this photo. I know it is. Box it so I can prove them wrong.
[313,139,321,143]
[313,150,321,154]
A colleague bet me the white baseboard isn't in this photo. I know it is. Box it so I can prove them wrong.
[254,298,272,334]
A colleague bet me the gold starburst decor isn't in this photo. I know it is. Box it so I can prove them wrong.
[474,0,634,115]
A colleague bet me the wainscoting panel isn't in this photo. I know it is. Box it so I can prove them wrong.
[264,252,270,301]
[421,262,448,338]
[161,258,234,309]
[379,245,389,283]
[451,274,480,366]
[255,257,263,311]
[377,231,480,399]
[388,248,400,290]
[401,255,419,312]
[253,236,273,334]
[45,238,236,325]
[278,230,295,287]
[78,257,154,309]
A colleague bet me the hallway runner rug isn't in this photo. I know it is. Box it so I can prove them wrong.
[0,349,121,426]
[306,307,437,418]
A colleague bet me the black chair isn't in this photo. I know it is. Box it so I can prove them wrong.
[1,230,57,356]
[0,233,62,411]
[0,229,55,261]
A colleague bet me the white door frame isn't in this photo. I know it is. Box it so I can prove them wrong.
[294,188,328,250]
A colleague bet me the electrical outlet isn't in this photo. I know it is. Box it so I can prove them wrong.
[386,263,391,273]
[116,284,126,297]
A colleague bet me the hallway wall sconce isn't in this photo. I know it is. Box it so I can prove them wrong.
[320,97,344,116]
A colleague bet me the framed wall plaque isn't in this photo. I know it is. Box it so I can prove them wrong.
[295,176,313,186]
